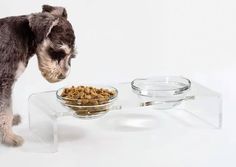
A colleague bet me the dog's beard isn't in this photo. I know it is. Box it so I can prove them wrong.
[36,39,70,83]
[38,59,63,83]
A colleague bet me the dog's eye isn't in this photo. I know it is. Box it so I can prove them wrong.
[48,47,66,62]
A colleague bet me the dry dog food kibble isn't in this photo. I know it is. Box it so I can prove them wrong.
[60,86,117,117]
[61,86,116,106]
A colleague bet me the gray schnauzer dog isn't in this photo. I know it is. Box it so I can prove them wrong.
[0,5,75,146]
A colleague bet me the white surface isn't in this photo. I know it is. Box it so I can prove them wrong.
[0,0,236,166]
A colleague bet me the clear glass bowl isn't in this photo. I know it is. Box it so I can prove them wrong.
[131,76,191,109]
[56,85,118,119]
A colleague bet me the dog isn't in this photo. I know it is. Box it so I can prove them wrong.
[0,5,76,146]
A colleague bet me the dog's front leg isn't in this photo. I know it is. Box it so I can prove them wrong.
[0,87,23,146]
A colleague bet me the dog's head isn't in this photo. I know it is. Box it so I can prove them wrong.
[28,5,76,83]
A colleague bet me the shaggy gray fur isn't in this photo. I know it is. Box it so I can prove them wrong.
[0,5,75,146]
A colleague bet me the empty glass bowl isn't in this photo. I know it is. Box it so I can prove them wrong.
[131,76,192,109]
[56,85,118,119]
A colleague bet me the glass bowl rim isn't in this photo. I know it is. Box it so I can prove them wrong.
[131,76,191,93]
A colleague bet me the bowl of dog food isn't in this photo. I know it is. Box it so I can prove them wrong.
[131,76,192,109]
[56,85,118,119]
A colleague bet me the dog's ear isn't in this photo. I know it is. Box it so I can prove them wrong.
[28,13,59,43]
[42,5,67,19]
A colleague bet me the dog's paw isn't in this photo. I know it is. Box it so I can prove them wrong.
[2,133,24,146]
[12,114,21,126]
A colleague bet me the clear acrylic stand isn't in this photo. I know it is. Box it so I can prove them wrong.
[25,81,222,153]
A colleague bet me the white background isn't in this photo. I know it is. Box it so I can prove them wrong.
[0,0,236,166]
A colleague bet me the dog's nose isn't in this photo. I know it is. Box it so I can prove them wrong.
[58,74,66,80]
